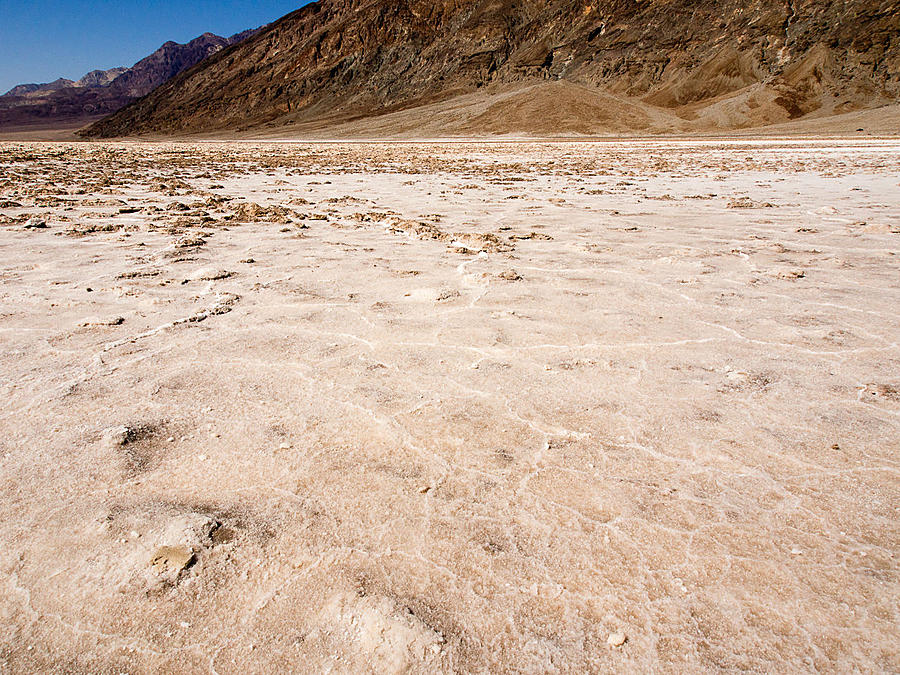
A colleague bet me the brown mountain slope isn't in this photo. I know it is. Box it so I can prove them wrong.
[84,0,900,138]
[221,80,686,139]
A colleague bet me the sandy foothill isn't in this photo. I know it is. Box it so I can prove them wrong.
[0,139,898,673]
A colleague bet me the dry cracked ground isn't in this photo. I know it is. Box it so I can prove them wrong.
[0,139,898,673]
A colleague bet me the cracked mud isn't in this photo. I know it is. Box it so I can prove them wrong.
[0,139,898,673]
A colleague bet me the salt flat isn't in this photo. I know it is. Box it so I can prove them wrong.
[0,140,898,673]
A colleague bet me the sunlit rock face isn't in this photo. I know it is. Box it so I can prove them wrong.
[84,0,900,138]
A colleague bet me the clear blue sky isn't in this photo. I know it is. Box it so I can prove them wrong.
[0,1,313,94]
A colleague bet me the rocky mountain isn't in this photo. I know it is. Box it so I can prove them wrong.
[82,0,900,138]
[74,68,130,89]
[0,30,255,129]
[105,31,256,98]
[6,78,77,98]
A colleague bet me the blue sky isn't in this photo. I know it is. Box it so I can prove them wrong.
[0,1,313,94]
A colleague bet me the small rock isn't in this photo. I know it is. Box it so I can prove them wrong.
[102,425,132,448]
[174,235,205,249]
[150,545,195,576]
[79,316,125,327]
[147,513,219,585]
[509,231,553,241]
[498,269,522,281]
[189,267,232,282]
[24,218,47,229]
[607,631,627,647]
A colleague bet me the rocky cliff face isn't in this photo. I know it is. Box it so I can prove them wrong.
[83,0,900,137]
[75,68,130,89]
[0,31,255,128]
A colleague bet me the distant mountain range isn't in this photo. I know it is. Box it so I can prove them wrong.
[81,0,900,138]
[4,69,128,97]
[0,30,256,129]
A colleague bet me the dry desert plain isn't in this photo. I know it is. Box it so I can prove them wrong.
[0,139,898,673]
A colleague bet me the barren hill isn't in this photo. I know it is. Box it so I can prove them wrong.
[83,0,900,138]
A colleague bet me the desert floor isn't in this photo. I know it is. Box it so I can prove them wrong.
[0,139,898,673]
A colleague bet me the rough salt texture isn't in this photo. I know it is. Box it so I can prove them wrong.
[0,140,898,673]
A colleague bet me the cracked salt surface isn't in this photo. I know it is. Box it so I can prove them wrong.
[0,139,898,672]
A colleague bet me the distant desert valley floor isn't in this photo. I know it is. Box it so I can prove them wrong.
[1,139,898,672]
